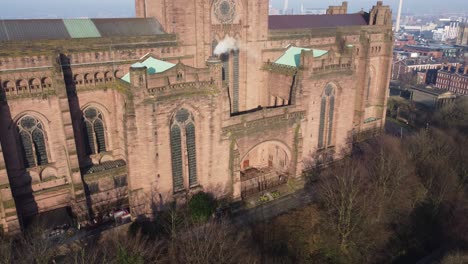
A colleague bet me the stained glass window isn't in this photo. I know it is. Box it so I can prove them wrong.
[328,95,335,146]
[20,131,35,168]
[318,84,336,149]
[318,96,326,149]
[186,122,198,186]
[170,109,198,192]
[17,115,48,168]
[83,107,106,155]
[170,125,184,192]
[175,108,190,123]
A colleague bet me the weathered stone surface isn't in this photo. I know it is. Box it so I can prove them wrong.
[0,0,392,233]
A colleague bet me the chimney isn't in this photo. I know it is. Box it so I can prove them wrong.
[283,0,289,14]
[396,0,403,32]
[456,64,461,73]
[448,64,452,71]
[464,66,468,75]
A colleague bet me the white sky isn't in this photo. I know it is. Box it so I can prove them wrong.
[0,0,466,19]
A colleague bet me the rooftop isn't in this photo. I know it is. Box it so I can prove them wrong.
[268,14,368,30]
[274,46,328,68]
[121,56,176,83]
[0,18,166,42]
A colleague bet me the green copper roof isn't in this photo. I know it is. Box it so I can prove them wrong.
[275,46,328,68]
[63,19,101,38]
[122,57,176,83]
[131,62,146,68]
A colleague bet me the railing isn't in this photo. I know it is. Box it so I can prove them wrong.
[312,62,352,73]
[241,176,288,200]
[147,80,215,95]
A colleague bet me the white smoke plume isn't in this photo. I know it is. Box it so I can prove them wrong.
[214,36,239,55]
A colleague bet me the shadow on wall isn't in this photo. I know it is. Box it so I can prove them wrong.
[0,88,39,230]
[59,53,93,220]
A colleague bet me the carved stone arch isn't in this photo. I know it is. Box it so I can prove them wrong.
[74,74,83,85]
[82,104,109,154]
[318,82,339,149]
[104,71,113,81]
[81,102,112,131]
[169,107,200,191]
[240,139,293,167]
[321,82,340,96]
[14,110,51,125]
[2,80,16,94]
[114,70,123,78]
[16,79,28,94]
[95,72,104,83]
[15,113,52,167]
[41,77,52,88]
[29,78,42,93]
[239,139,292,198]
[167,103,202,126]
[84,73,93,84]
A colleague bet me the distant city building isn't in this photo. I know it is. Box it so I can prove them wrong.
[391,57,443,81]
[403,44,461,58]
[269,5,280,15]
[301,8,326,15]
[432,19,461,41]
[457,23,468,45]
[394,34,417,48]
[409,87,457,109]
[435,65,468,95]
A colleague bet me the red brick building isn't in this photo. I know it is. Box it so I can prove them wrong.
[0,1,393,233]
[435,66,468,95]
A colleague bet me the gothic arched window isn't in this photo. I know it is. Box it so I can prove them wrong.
[318,84,336,149]
[83,107,107,155]
[17,116,48,168]
[170,109,198,192]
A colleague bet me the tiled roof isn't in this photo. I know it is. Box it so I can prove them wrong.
[0,18,166,41]
[122,56,176,83]
[63,19,101,38]
[268,14,368,30]
[275,46,328,67]
[82,159,127,175]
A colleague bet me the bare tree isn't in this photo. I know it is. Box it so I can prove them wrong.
[316,158,371,254]
[13,221,64,264]
[67,230,165,264]
[171,219,256,264]
[0,236,13,264]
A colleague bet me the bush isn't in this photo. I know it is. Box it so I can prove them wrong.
[188,192,217,222]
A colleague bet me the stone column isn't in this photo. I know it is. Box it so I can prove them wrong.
[0,142,20,234]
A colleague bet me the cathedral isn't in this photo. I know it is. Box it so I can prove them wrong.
[0,1,393,233]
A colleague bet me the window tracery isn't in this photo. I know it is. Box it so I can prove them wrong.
[318,84,336,149]
[83,107,107,155]
[17,115,48,168]
[170,109,198,192]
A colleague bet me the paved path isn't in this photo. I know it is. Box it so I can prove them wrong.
[57,183,315,246]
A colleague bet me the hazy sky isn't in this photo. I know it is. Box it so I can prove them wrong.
[0,0,466,19]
